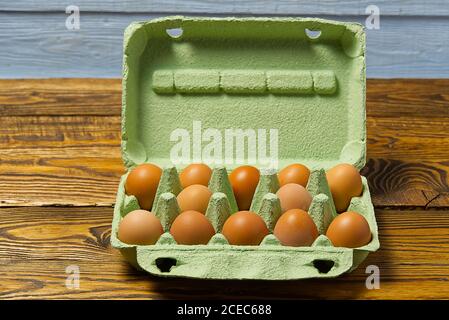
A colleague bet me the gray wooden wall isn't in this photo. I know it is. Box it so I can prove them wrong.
[1,1,448,78]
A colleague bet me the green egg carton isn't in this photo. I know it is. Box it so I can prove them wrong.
[111,16,380,280]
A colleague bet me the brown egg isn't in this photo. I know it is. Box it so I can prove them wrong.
[326,211,372,248]
[276,183,313,213]
[278,163,310,187]
[125,163,162,210]
[326,163,363,213]
[118,209,163,245]
[229,165,260,210]
[222,211,269,245]
[274,209,318,247]
[177,184,212,214]
[170,210,215,245]
[179,163,212,189]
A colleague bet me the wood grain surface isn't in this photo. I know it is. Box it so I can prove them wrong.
[1,79,448,208]
[0,207,448,299]
[1,14,449,78]
[0,78,448,299]
[3,0,449,16]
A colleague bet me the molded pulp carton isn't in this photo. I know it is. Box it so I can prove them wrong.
[111,16,380,280]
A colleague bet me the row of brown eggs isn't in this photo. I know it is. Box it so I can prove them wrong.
[118,206,371,248]
[118,162,372,248]
[124,162,363,213]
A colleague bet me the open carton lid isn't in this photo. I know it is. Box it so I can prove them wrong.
[121,16,366,171]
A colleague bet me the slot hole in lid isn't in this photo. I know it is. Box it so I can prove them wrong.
[155,257,177,272]
[313,259,334,273]
[166,27,183,39]
[305,28,321,40]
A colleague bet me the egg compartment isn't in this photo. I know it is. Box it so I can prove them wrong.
[111,166,379,279]
[112,16,378,279]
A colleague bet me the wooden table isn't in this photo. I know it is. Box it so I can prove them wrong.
[0,79,448,299]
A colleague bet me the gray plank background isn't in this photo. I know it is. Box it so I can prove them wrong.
[1,1,449,78]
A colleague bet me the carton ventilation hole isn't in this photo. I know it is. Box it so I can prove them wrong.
[313,259,335,274]
[166,28,183,39]
[305,28,321,40]
[155,257,177,272]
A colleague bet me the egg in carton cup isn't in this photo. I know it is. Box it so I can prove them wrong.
[111,16,380,279]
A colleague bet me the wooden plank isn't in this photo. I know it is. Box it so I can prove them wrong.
[3,78,449,117]
[1,14,449,78]
[367,79,449,119]
[1,79,448,208]
[0,207,448,299]
[0,79,121,116]
[2,0,449,16]
[362,160,449,209]
[0,115,124,206]
[363,79,449,208]
[3,79,449,118]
